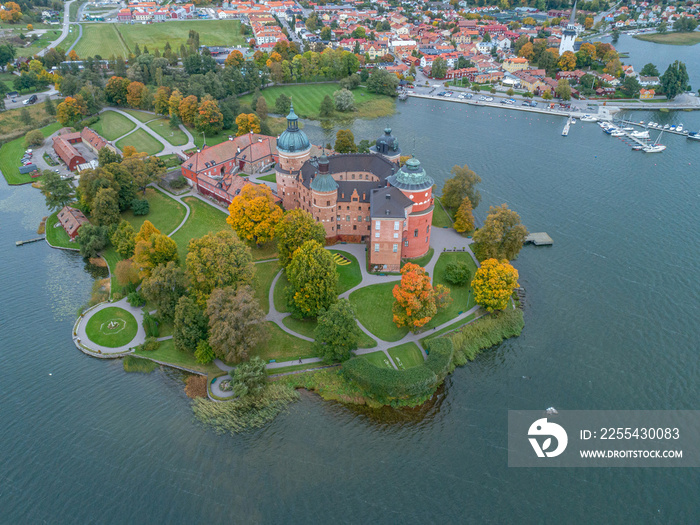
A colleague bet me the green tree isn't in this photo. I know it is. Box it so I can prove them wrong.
[431,57,447,79]
[140,261,188,321]
[91,187,121,226]
[20,107,32,126]
[274,93,291,115]
[230,356,267,397]
[186,229,254,308]
[110,220,136,258]
[275,209,326,268]
[640,63,659,77]
[98,148,122,167]
[314,299,361,363]
[319,94,334,117]
[673,17,698,32]
[443,261,471,286]
[207,285,268,363]
[611,29,620,43]
[660,60,690,100]
[24,129,44,147]
[621,75,642,98]
[333,88,355,112]
[256,96,268,120]
[441,164,482,210]
[173,295,209,353]
[286,240,338,319]
[472,204,528,261]
[40,171,74,211]
[334,129,357,153]
[194,340,214,364]
[76,224,108,258]
[555,78,572,101]
[366,68,399,96]
[657,21,667,34]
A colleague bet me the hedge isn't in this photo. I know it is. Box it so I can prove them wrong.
[450,309,524,364]
[424,337,454,381]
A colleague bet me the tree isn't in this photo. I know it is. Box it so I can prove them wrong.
[194,340,214,364]
[319,94,334,117]
[235,113,261,136]
[230,356,267,397]
[186,229,254,307]
[115,259,140,288]
[657,21,667,34]
[275,93,291,115]
[576,42,596,68]
[25,129,44,147]
[640,63,659,77]
[19,107,31,126]
[255,96,268,121]
[431,57,447,79]
[207,285,268,363]
[472,204,528,261]
[173,295,209,353]
[105,76,130,106]
[366,68,399,96]
[135,220,160,243]
[542,90,552,100]
[555,78,572,101]
[168,89,183,117]
[140,261,187,321]
[621,75,642,98]
[286,240,338,319]
[226,184,283,245]
[392,263,449,331]
[133,232,179,278]
[110,220,136,258]
[443,261,471,286]
[56,96,87,126]
[224,49,244,68]
[441,164,481,210]
[611,29,620,44]
[334,129,357,153]
[471,258,519,312]
[131,198,149,215]
[660,60,690,100]
[178,95,199,126]
[76,224,108,258]
[557,51,576,72]
[126,81,146,108]
[194,98,224,135]
[275,209,326,268]
[44,96,56,116]
[333,88,355,112]
[453,196,474,233]
[314,299,361,362]
[98,148,121,167]
[40,171,74,211]
[91,187,121,226]
[518,42,534,61]
[154,86,171,116]
[584,16,593,30]
[673,17,698,33]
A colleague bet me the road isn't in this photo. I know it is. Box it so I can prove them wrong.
[37,0,75,56]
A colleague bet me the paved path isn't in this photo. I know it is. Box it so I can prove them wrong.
[102,108,195,156]
[38,0,74,56]
[74,297,147,355]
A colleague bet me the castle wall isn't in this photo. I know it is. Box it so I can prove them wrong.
[368,216,405,271]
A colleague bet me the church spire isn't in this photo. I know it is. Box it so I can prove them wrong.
[569,0,577,24]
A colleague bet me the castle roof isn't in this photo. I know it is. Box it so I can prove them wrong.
[387,158,434,191]
[370,186,413,219]
[276,103,310,153]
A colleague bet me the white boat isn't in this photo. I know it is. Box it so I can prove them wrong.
[571,118,577,124]
[687,132,700,141]
[632,144,644,151]
[676,125,683,132]
[581,115,597,122]
[643,144,666,153]
[630,130,650,139]
[610,130,625,137]
[623,127,634,131]
[663,124,670,129]
[669,125,676,131]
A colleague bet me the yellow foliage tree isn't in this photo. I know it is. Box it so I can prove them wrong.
[557,51,576,71]
[133,233,179,278]
[235,113,261,136]
[224,50,244,68]
[135,220,161,243]
[56,96,87,126]
[453,196,474,233]
[471,258,519,312]
[178,95,199,126]
[226,184,283,245]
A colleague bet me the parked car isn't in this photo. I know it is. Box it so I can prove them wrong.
[23,94,38,105]
[485,96,494,102]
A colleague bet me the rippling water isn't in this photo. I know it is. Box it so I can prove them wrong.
[2,99,699,523]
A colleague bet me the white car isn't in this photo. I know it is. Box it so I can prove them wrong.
[485,97,494,102]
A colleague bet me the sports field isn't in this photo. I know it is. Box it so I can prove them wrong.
[74,20,244,58]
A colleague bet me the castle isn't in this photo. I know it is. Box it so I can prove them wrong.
[275,104,435,272]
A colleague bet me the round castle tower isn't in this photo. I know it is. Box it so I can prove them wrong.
[275,103,311,210]
[310,154,338,237]
[370,127,401,163]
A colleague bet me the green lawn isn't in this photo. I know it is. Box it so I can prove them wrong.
[349,281,408,342]
[45,210,78,249]
[419,312,476,348]
[58,26,80,52]
[330,249,362,293]
[281,316,377,349]
[634,32,700,46]
[123,187,187,235]
[90,110,136,141]
[253,261,280,314]
[171,196,229,263]
[387,342,424,369]
[239,83,394,120]
[15,30,62,58]
[249,321,316,362]
[426,251,478,329]
[360,350,394,369]
[85,307,138,347]
[192,129,233,149]
[147,119,188,146]
[250,241,278,261]
[157,153,182,169]
[133,338,221,375]
[402,247,434,269]
[273,270,289,313]
[432,197,453,228]
[258,173,277,183]
[116,129,164,156]
[0,122,62,185]
[122,109,158,123]
[75,20,244,58]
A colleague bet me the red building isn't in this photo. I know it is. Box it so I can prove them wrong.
[57,206,89,240]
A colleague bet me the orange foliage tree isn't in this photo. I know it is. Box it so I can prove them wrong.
[126,81,146,108]
[235,113,261,136]
[224,50,244,68]
[392,263,451,331]
[226,184,283,245]
[178,95,199,126]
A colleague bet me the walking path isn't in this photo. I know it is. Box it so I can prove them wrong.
[102,108,196,155]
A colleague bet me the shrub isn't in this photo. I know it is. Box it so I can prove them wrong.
[138,336,161,352]
[170,175,188,189]
[444,261,471,286]
[195,340,214,364]
[450,309,524,362]
[25,129,44,147]
[131,198,150,216]
[143,312,160,338]
[424,337,454,381]
[127,291,145,307]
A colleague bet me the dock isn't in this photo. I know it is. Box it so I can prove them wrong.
[16,236,45,246]
[524,232,553,246]
[562,116,572,136]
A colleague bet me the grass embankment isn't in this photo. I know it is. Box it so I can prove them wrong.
[420,312,476,347]
[239,83,394,120]
[432,196,453,228]
[85,306,138,347]
[45,209,77,249]
[116,129,164,156]
[147,119,188,146]
[90,110,135,140]
[133,338,221,375]
[634,32,700,46]
[253,261,279,315]
[329,249,362,293]
[349,281,408,342]
[387,342,424,369]
[249,321,315,362]
[0,122,62,185]
[59,26,80,51]
[257,173,277,183]
[75,20,244,58]
[401,247,434,269]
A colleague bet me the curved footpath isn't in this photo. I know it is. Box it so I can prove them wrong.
[103,107,196,155]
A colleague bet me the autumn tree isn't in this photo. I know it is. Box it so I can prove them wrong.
[104,76,130,106]
[472,204,528,261]
[275,209,326,268]
[557,51,576,71]
[441,164,482,210]
[518,41,534,61]
[140,261,188,321]
[135,220,160,243]
[173,295,209,352]
[471,258,519,312]
[453,196,474,233]
[56,96,87,126]
[154,86,171,115]
[126,81,146,107]
[227,184,283,245]
[133,232,179,278]
[110,220,136,258]
[168,89,183,117]
[115,259,140,288]
[185,229,254,308]
[392,263,448,331]
[67,50,79,61]
[286,240,338,319]
[314,299,362,363]
[91,187,121,226]
[334,129,357,153]
[179,95,199,126]
[194,98,224,135]
[224,49,244,68]
[206,285,268,363]
[235,113,261,135]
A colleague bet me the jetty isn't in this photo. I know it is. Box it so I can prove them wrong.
[16,236,45,246]
[524,232,553,246]
[562,117,572,136]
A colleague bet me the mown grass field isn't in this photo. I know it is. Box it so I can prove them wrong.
[432,196,453,228]
[90,110,135,141]
[349,281,408,342]
[171,196,229,263]
[249,321,316,362]
[133,338,221,375]
[253,261,280,315]
[85,307,138,347]
[122,109,157,123]
[45,209,77,249]
[387,342,424,369]
[425,251,477,329]
[147,119,188,146]
[281,315,377,348]
[115,129,164,156]
[75,20,244,58]
[361,350,394,369]
[239,83,394,120]
[329,249,362,294]
[0,122,62,185]
[634,32,700,46]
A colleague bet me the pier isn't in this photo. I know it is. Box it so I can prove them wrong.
[562,117,572,136]
[524,232,553,246]
[16,236,45,246]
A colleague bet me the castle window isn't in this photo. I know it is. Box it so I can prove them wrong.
[393,244,398,253]
[365,174,368,180]
[394,221,399,230]
[393,233,399,239]
[353,225,357,230]
[327,201,330,206]
[374,244,379,252]
[427,225,430,233]
[414,229,418,237]
[358,215,362,221]
[351,174,355,179]
[337,216,340,221]
[375,221,380,230]
[346,215,350,221]
[404,240,409,247]
[313,199,316,204]
[352,197,358,202]
[375,232,380,238]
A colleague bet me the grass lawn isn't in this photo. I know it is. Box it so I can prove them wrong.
[402,247,434,269]
[171,196,229,262]
[133,338,221,375]
[635,32,700,46]
[253,261,280,314]
[158,153,182,169]
[281,313,377,348]
[85,307,138,347]
[425,251,478,329]
[59,26,80,51]
[361,350,394,369]
[387,342,424,369]
[258,173,277,183]
[432,197,453,228]
[0,122,62,185]
[266,362,338,376]
[123,187,187,235]
[330,249,362,293]
[419,312,476,348]
[15,30,62,57]
[250,240,278,261]
[192,129,233,149]
[45,210,77,249]
[349,281,408,342]
[122,109,158,123]
[249,321,315,362]
[239,83,394,120]
[116,129,164,156]
[147,119,188,146]
[90,110,136,141]
[273,270,289,313]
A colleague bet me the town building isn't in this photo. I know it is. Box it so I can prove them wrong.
[52,127,116,171]
[275,106,434,271]
[558,1,579,55]
[57,205,89,240]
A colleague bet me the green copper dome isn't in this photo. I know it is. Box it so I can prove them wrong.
[388,157,434,191]
[310,173,338,193]
[276,103,310,153]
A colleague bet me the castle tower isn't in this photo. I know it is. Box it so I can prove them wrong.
[310,154,339,238]
[275,103,311,210]
[370,127,401,163]
[387,158,435,259]
[558,1,578,56]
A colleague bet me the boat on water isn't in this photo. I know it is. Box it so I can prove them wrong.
[632,144,644,151]
[644,132,666,152]
[663,124,670,130]
[687,132,700,141]
[630,130,650,139]
[571,118,577,124]
[610,130,625,137]
[623,127,634,131]
[677,125,683,132]
[581,115,597,122]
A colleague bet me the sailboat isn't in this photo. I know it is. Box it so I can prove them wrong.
[643,132,666,153]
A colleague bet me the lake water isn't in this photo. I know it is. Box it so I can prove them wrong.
[2,97,699,523]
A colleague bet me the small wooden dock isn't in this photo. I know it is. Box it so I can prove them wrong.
[16,236,45,246]
[524,232,553,246]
